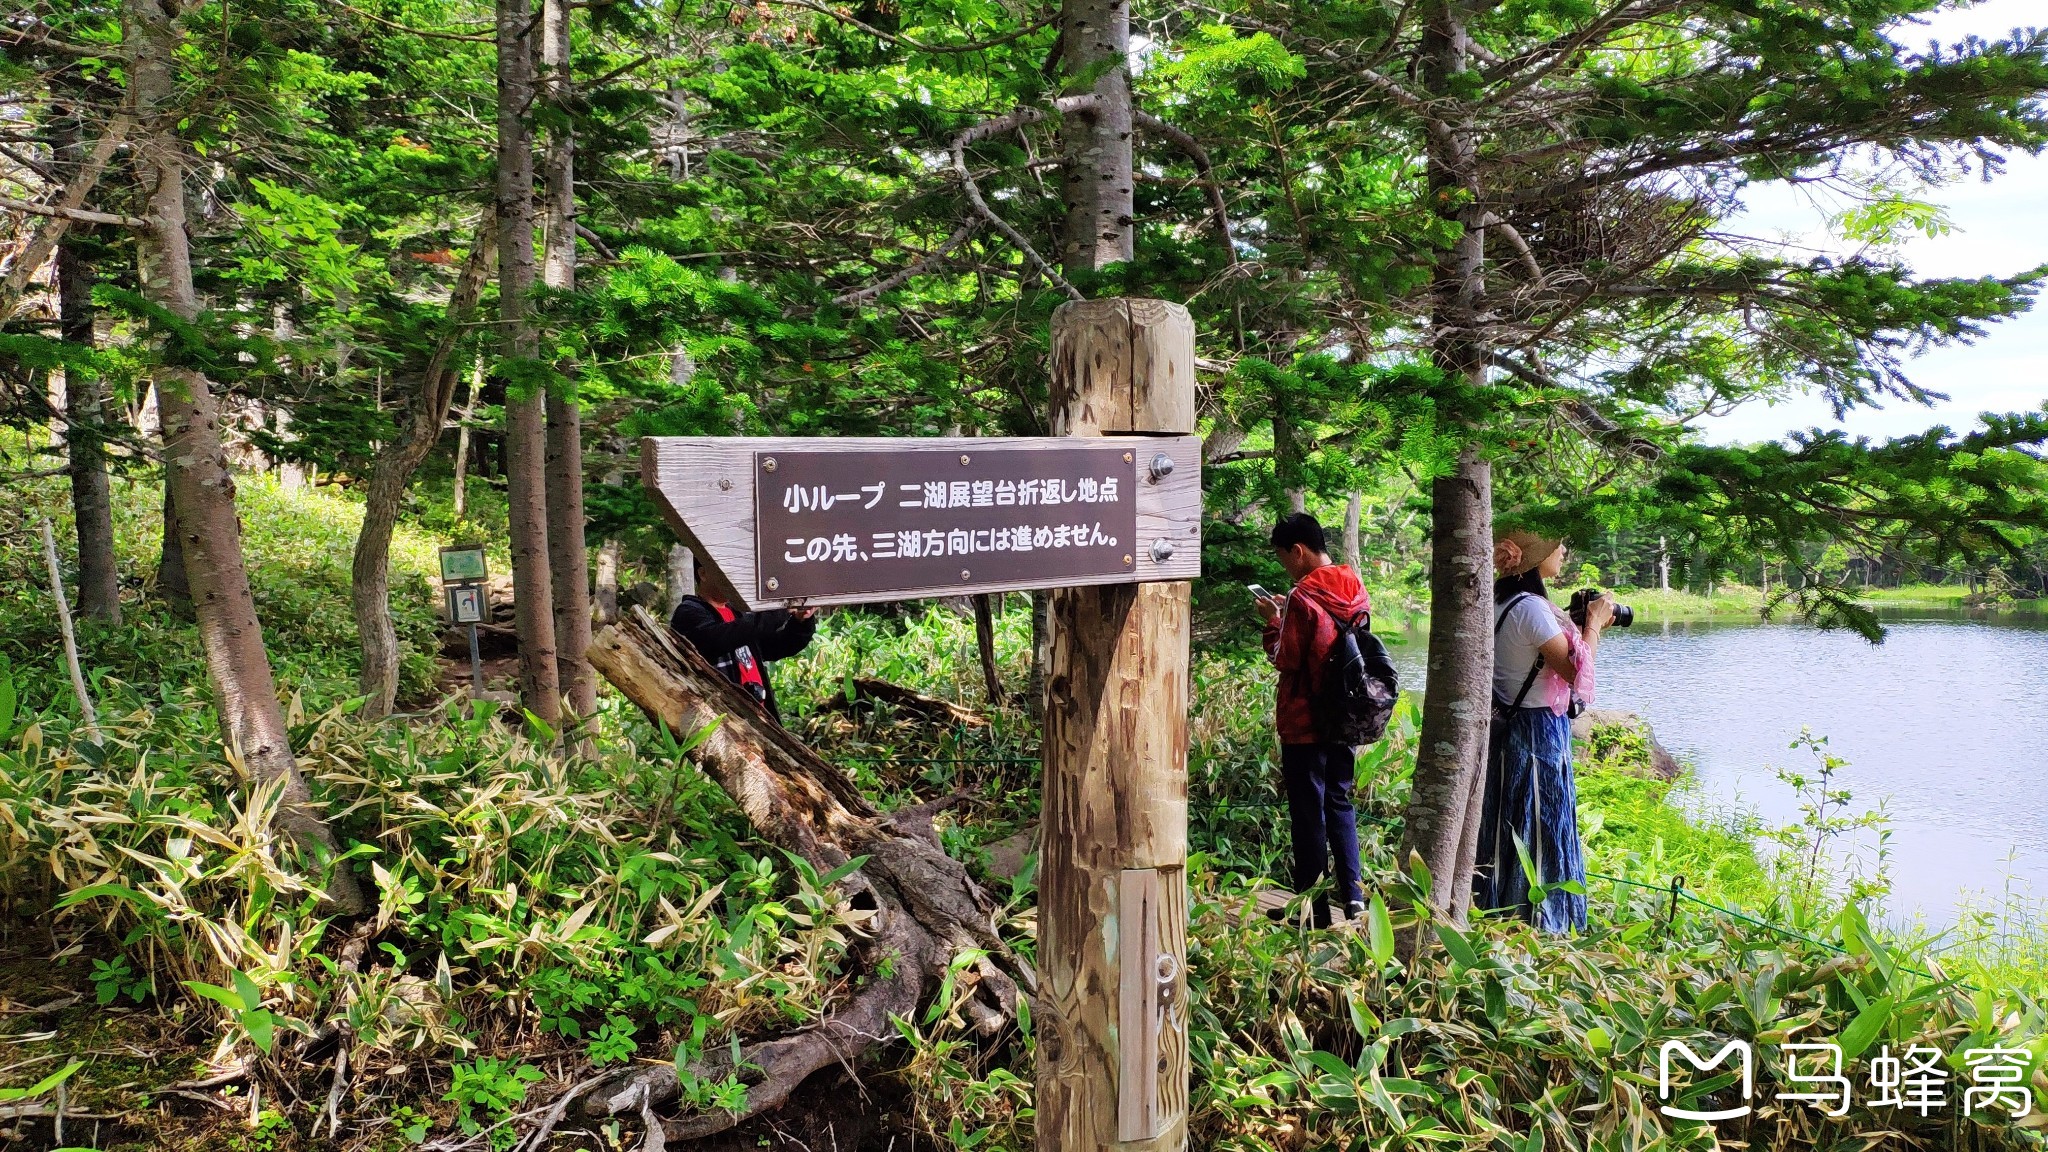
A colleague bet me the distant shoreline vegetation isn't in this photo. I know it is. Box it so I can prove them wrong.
[1365,582,2045,629]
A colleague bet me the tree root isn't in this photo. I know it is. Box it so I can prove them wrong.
[582,608,1024,1138]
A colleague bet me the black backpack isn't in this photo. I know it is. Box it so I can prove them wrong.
[1313,608,1400,745]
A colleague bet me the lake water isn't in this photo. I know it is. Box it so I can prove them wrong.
[1384,605,2048,925]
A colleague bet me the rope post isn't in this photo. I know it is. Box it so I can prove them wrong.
[1665,875,1686,933]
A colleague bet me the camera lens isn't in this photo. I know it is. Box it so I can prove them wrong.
[1611,604,1635,628]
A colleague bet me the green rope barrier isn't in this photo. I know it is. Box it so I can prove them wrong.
[830,750,1974,990]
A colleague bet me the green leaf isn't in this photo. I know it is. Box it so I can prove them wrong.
[231,969,263,1014]
[1434,923,1479,968]
[1839,994,1894,1060]
[1406,851,1433,895]
[818,854,871,891]
[184,980,248,1012]
[244,1009,276,1053]
[54,883,151,911]
[1366,894,1395,966]
[523,709,558,745]
[0,664,16,741]
[0,1060,84,1102]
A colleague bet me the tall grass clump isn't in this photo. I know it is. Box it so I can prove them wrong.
[2,468,448,714]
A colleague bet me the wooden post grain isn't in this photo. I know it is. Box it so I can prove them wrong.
[1038,298,1194,1152]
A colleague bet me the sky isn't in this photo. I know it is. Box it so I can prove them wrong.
[1695,0,2048,445]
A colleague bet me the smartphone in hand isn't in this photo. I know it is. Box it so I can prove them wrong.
[1247,584,1273,602]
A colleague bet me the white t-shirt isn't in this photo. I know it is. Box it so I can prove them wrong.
[1493,593,1565,707]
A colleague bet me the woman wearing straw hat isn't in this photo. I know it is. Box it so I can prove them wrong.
[1475,529,1614,932]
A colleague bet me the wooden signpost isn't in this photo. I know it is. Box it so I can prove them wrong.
[642,297,1197,1151]
[439,545,489,698]
[642,434,1200,609]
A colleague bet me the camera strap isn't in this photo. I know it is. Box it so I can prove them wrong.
[1495,593,1544,710]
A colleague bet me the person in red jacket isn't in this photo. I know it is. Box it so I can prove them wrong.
[1258,512,1372,927]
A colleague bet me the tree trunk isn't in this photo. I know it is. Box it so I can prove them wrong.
[1058,0,1134,272]
[1028,588,1049,724]
[972,593,1005,706]
[126,0,363,913]
[541,0,595,723]
[55,104,119,624]
[1400,1,1493,926]
[351,214,497,717]
[1404,449,1492,922]
[579,608,1020,1140]
[595,538,621,624]
[1342,491,1362,574]
[1038,298,1193,1152]
[498,0,561,727]
[1657,535,1670,591]
[157,473,190,609]
[451,357,481,519]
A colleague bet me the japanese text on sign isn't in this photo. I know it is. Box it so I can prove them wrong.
[755,445,1140,601]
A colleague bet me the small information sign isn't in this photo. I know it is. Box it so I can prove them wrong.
[755,444,1138,601]
[439,545,488,584]
[447,583,487,625]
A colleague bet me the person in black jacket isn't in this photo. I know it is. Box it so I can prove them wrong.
[669,558,816,719]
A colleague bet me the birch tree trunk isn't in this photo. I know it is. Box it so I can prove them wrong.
[541,0,595,723]
[126,0,363,912]
[1399,1,1494,926]
[351,214,496,717]
[498,0,561,726]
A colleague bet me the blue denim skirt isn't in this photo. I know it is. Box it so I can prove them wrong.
[1474,705,1588,933]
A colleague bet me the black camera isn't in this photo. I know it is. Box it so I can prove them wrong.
[1567,587,1634,629]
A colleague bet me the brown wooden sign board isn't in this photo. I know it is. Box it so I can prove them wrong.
[642,435,1201,609]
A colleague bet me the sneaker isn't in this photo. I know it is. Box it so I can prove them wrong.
[1344,901,1366,923]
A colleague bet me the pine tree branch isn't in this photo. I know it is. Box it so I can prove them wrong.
[1488,352,1664,461]
[0,113,136,325]
[0,195,147,229]
[333,1,496,42]
[1132,109,1240,267]
[1480,0,1682,97]
[832,217,982,306]
[759,0,1056,54]
[0,23,109,58]
[948,99,1093,301]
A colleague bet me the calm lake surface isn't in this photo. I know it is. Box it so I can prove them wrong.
[1385,604,2048,925]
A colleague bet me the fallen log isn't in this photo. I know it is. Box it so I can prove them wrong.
[577,606,1025,1143]
[816,676,990,728]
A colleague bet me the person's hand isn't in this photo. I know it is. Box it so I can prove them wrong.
[1583,592,1616,634]
[790,605,817,621]
[1255,593,1282,627]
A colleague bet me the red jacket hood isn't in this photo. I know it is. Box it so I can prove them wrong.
[1292,564,1369,620]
